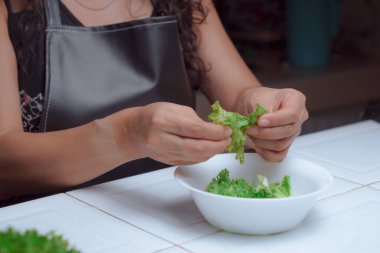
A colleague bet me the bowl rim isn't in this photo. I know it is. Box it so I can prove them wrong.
[174,155,334,202]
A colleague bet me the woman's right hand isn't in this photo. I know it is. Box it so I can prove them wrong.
[126,102,231,165]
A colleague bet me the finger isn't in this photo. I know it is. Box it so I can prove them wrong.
[258,107,301,128]
[250,135,296,152]
[257,91,307,128]
[169,160,202,166]
[146,132,186,158]
[158,133,230,160]
[166,139,230,165]
[245,138,256,150]
[148,134,229,164]
[247,123,301,140]
[255,147,290,162]
[168,116,232,141]
[181,137,231,158]
[169,158,212,166]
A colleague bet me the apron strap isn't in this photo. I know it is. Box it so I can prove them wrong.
[44,0,62,26]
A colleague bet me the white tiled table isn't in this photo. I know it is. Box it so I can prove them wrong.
[2,120,380,253]
[0,194,173,253]
[290,120,380,185]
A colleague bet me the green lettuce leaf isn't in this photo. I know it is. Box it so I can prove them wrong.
[208,101,267,164]
[0,228,81,253]
[205,168,291,199]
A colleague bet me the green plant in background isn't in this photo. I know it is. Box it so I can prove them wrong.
[0,228,81,253]
[206,168,291,198]
[208,101,268,164]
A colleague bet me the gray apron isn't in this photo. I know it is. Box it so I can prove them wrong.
[40,0,194,187]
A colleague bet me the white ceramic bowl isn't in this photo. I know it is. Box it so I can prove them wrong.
[174,153,333,235]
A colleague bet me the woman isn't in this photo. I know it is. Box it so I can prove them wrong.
[0,0,308,204]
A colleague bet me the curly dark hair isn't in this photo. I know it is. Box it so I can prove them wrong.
[154,0,209,87]
[14,0,209,88]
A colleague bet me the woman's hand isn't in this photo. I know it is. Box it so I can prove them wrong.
[237,87,308,162]
[126,102,231,165]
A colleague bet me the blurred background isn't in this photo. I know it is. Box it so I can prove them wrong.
[196,0,380,134]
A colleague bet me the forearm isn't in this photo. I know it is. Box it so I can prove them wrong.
[0,109,140,199]
[196,0,262,111]
[201,73,262,113]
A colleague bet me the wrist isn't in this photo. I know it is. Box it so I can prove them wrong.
[92,107,144,165]
[233,86,261,115]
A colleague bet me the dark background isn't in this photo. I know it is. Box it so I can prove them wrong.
[196,0,380,134]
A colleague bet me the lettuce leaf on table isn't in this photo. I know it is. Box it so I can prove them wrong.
[208,101,267,164]
[0,228,81,253]
[205,168,291,198]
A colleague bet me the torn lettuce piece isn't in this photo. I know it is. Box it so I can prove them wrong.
[205,168,291,199]
[205,169,253,198]
[208,101,268,164]
[269,175,291,198]
[0,227,81,253]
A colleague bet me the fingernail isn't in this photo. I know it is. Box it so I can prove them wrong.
[247,127,258,136]
[259,119,270,127]
[225,128,232,137]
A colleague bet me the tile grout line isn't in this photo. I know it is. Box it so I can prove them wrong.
[176,245,196,253]
[316,175,368,201]
[291,153,380,181]
[152,245,197,253]
[292,136,380,186]
[368,185,380,192]
[332,175,380,187]
[363,180,380,187]
[64,192,178,247]
[64,175,380,251]
[173,230,222,249]
[317,185,367,201]
[332,174,367,186]
[293,120,380,147]
[65,192,224,252]
[64,192,225,251]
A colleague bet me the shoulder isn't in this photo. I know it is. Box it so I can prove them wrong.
[0,0,8,23]
[201,0,213,6]
[0,1,12,50]
[198,0,214,11]
[0,0,9,31]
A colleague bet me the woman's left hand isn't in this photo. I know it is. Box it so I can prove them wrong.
[191,0,308,161]
[237,86,308,162]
